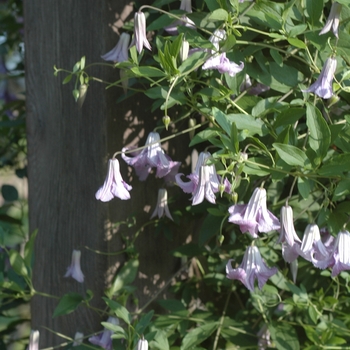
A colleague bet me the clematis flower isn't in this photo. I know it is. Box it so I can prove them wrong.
[89,317,119,350]
[137,337,149,350]
[164,15,195,35]
[302,57,337,99]
[101,33,130,62]
[202,29,244,77]
[176,151,230,204]
[228,187,280,238]
[176,151,211,193]
[330,230,350,277]
[73,332,84,347]
[226,246,278,291]
[122,132,181,181]
[151,188,173,220]
[95,159,132,201]
[192,165,219,205]
[319,2,342,39]
[180,0,192,12]
[130,11,151,54]
[64,250,84,283]
[298,224,331,269]
[28,330,39,350]
[277,205,301,246]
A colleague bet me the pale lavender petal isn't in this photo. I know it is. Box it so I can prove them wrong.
[175,173,197,193]
[302,57,337,99]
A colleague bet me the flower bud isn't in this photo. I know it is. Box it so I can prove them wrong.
[163,115,171,130]
[180,39,189,62]
[219,183,225,197]
[231,191,238,204]
[188,118,196,139]
[327,94,340,108]
[137,338,148,350]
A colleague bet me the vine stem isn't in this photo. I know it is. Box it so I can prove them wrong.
[212,287,233,350]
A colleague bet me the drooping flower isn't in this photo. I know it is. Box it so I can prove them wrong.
[228,187,280,238]
[298,224,331,269]
[28,330,39,350]
[164,15,195,35]
[226,246,278,291]
[151,188,173,220]
[164,0,195,35]
[122,132,181,181]
[257,325,271,350]
[137,337,149,350]
[202,29,244,77]
[64,250,84,283]
[73,332,84,347]
[176,151,230,205]
[191,165,220,205]
[95,159,132,201]
[319,2,342,39]
[302,57,337,99]
[101,33,130,62]
[330,230,350,277]
[130,11,151,54]
[89,317,119,350]
[180,0,192,13]
[277,205,301,246]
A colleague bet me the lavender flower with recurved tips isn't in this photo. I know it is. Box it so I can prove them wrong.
[122,132,181,181]
[330,230,350,277]
[151,188,173,220]
[303,57,337,99]
[226,246,278,291]
[299,224,332,269]
[202,29,244,77]
[28,330,39,350]
[319,2,342,39]
[228,187,280,238]
[176,151,230,205]
[89,317,119,350]
[95,158,132,201]
[64,250,84,283]
[277,205,301,246]
[191,165,220,205]
[130,11,151,54]
[101,33,130,63]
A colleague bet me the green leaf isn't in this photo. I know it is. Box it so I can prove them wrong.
[274,108,305,128]
[53,292,83,317]
[181,322,217,350]
[273,143,309,167]
[62,74,72,84]
[308,305,318,324]
[318,154,350,175]
[130,66,166,77]
[106,259,139,298]
[305,0,324,27]
[9,250,28,277]
[80,56,86,70]
[298,177,313,200]
[189,129,219,147]
[24,229,38,270]
[152,330,170,350]
[103,298,131,325]
[1,185,19,201]
[102,322,127,339]
[287,37,306,49]
[135,310,154,335]
[306,103,331,159]
[207,9,228,21]
[269,321,300,350]
[199,215,224,246]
